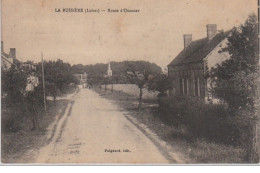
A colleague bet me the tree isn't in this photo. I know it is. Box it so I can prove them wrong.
[209,14,258,110]
[1,63,43,131]
[25,85,44,130]
[71,60,162,85]
[147,73,172,97]
[37,59,78,103]
[125,61,161,111]
[209,14,259,162]
[1,64,28,102]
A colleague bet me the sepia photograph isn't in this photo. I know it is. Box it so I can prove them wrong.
[1,0,259,164]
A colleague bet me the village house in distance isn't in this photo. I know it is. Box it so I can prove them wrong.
[1,41,39,92]
[73,72,88,88]
[167,24,230,101]
[1,41,17,70]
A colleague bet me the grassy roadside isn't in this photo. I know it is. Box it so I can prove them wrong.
[94,87,248,163]
[1,96,73,163]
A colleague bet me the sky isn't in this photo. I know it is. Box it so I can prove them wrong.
[1,0,258,68]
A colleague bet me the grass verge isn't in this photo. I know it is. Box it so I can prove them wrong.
[1,98,72,163]
[94,87,248,163]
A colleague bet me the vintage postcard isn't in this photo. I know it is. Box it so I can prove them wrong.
[1,0,259,164]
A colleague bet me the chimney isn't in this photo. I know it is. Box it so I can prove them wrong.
[1,41,3,53]
[183,34,192,49]
[9,48,16,60]
[207,24,217,41]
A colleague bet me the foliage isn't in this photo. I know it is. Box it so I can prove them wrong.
[207,14,259,162]
[124,61,162,110]
[1,64,28,103]
[147,73,172,95]
[1,65,27,132]
[71,60,162,85]
[209,14,259,110]
[36,59,78,99]
[1,63,43,131]
[159,96,244,146]
[2,59,78,131]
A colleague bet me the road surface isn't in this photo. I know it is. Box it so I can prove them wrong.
[36,89,171,164]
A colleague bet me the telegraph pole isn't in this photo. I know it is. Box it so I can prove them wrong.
[41,52,47,114]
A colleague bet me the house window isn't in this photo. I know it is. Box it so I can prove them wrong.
[194,78,200,96]
[184,78,188,95]
[180,78,183,95]
[180,78,189,95]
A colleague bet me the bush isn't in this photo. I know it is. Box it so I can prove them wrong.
[159,96,248,146]
[1,85,45,133]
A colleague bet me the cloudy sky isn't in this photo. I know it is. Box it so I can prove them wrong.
[1,0,257,68]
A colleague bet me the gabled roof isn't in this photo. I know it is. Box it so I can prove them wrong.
[2,51,20,64]
[168,31,230,66]
[1,52,13,65]
[1,52,9,59]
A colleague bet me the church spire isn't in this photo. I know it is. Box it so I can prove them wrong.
[107,60,112,77]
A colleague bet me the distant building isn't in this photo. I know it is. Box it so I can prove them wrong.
[167,24,230,101]
[73,72,88,87]
[1,41,17,70]
[1,41,39,92]
[107,60,112,77]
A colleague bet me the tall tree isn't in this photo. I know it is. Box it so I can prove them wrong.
[71,60,162,85]
[1,65,28,102]
[36,59,78,103]
[209,14,259,162]
[1,63,43,130]
[125,61,161,111]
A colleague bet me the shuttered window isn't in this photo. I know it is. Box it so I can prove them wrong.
[180,78,183,95]
[184,79,187,95]
[180,78,189,95]
[194,78,200,96]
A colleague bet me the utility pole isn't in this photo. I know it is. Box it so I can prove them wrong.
[111,80,113,93]
[41,52,47,114]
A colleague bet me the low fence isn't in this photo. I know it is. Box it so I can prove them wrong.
[101,84,158,100]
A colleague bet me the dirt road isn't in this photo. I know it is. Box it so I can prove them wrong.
[35,89,173,164]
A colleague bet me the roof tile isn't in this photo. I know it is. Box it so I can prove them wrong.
[168,31,229,66]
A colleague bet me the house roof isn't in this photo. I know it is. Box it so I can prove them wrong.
[168,31,230,66]
[1,52,13,65]
[1,52,9,59]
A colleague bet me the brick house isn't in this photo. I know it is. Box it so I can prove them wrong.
[167,24,230,101]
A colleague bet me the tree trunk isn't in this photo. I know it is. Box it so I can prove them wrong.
[31,102,38,131]
[138,87,143,111]
[53,95,56,106]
